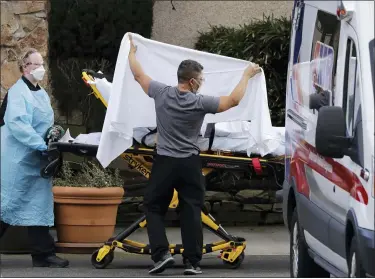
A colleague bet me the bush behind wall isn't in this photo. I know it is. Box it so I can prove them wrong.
[48,0,154,131]
[195,15,292,126]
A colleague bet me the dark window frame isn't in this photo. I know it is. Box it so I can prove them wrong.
[342,37,358,137]
[370,39,374,109]
[310,10,341,106]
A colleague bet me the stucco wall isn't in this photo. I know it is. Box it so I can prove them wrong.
[151,1,293,48]
[1,0,49,101]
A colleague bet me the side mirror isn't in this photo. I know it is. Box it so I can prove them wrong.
[315,106,351,158]
[309,90,330,111]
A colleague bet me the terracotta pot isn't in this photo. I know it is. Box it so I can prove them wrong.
[52,186,124,244]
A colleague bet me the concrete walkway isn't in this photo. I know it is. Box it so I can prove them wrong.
[1,225,291,277]
[109,225,289,256]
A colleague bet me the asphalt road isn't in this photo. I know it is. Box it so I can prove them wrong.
[0,253,289,277]
[0,225,290,277]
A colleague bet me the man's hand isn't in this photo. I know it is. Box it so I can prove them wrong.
[244,63,262,79]
[217,63,262,113]
[129,34,137,55]
[127,33,152,94]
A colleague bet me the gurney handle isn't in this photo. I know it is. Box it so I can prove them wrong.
[41,157,61,179]
[82,69,113,81]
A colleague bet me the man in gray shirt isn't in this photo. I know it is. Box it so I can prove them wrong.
[128,35,261,275]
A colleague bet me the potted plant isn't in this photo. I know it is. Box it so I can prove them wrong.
[52,160,124,253]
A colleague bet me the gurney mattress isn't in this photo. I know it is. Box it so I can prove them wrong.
[60,125,285,156]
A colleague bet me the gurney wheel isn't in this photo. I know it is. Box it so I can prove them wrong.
[91,249,114,269]
[223,252,245,269]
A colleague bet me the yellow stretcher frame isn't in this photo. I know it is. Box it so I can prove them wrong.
[80,70,280,269]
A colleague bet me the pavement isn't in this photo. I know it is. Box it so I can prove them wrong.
[0,225,291,278]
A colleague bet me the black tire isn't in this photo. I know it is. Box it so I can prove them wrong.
[290,209,330,277]
[222,252,245,269]
[348,236,366,277]
[91,249,114,269]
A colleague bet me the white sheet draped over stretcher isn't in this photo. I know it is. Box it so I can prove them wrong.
[97,32,279,168]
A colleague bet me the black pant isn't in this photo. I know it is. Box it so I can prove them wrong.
[0,221,55,259]
[144,154,205,266]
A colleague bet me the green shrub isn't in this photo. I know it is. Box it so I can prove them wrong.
[195,15,291,126]
[48,58,111,130]
[49,0,153,62]
[53,161,123,188]
[48,0,154,131]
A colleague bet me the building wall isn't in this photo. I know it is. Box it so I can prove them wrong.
[151,0,293,48]
[1,1,49,101]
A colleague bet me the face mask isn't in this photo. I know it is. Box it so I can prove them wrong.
[30,66,46,81]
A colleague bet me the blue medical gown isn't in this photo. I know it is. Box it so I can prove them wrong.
[1,78,54,226]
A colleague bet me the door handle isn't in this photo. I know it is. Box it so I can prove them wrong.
[360,168,370,182]
[287,109,307,130]
[333,185,336,193]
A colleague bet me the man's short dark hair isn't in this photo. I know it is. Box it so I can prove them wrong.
[177,59,203,83]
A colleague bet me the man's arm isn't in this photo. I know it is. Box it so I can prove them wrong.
[128,34,152,94]
[217,63,262,113]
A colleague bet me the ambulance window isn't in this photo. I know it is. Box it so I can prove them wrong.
[343,39,358,137]
[310,10,341,105]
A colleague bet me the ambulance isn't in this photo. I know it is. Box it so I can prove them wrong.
[281,0,374,277]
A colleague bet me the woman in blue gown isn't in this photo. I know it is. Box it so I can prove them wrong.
[0,48,68,268]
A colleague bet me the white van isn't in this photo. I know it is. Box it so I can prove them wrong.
[281,0,374,277]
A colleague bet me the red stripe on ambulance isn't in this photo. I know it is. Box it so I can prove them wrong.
[290,141,368,205]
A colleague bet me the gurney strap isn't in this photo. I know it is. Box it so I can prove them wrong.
[132,138,140,150]
[141,128,157,148]
[204,123,216,152]
[252,158,263,175]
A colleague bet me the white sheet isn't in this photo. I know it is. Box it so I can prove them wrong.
[133,126,286,156]
[88,72,286,155]
[58,129,102,145]
[59,127,286,157]
[63,72,286,156]
[89,75,272,140]
[96,32,280,168]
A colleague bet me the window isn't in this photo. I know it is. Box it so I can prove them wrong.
[343,39,359,137]
[290,10,341,109]
[310,10,341,105]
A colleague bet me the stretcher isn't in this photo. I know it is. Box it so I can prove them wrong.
[42,70,285,270]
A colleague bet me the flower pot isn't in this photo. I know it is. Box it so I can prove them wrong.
[52,186,124,252]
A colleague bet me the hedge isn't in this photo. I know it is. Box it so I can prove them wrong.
[48,0,154,131]
[195,15,292,126]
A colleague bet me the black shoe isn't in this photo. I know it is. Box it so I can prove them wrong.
[148,252,175,274]
[32,255,69,268]
[184,260,202,275]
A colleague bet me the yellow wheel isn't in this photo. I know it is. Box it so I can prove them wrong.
[223,252,245,269]
[91,248,114,269]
